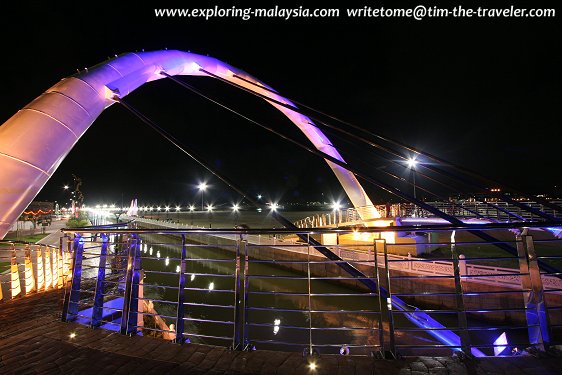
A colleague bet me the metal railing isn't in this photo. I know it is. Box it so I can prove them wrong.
[294,201,562,228]
[0,240,70,301]
[59,222,562,357]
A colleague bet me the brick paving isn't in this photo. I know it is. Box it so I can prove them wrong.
[1,291,562,374]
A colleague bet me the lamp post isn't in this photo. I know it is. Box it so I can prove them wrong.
[198,182,208,211]
[207,204,213,228]
[407,157,418,217]
[332,201,341,226]
[189,205,195,225]
[232,203,240,225]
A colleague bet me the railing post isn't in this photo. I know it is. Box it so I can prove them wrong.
[120,234,141,335]
[450,230,471,355]
[175,235,188,344]
[91,234,108,328]
[517,233,550,350]
[233,235,243,350]
[379,239,396,357]
[62,234,84,322]
[374,240,385,355]
[307,234,314,356]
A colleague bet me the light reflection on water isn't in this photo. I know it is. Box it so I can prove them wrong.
[137,233,414,356]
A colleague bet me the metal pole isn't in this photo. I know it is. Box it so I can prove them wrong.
[521,234,550,350]
[374,240,385,354]
[450,230,470,355]
[175,235,188,344]
[307,234,313,356]
[382,240,396,357]
[91,234,108,327]
[62,234,84,322]
[120,235,141,335]
[233,236,242,349]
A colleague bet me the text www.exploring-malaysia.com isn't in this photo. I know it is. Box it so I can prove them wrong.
[154,5,556,21]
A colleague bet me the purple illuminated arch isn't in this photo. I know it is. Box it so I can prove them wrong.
[0,50,378,238]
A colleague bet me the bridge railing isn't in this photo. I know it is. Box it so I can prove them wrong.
[59,222,562,357]
[294,201,562,228]
[0,240,71,302]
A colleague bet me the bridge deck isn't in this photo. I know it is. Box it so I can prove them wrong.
[1,291,562,374]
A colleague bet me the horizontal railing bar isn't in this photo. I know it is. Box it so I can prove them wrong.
[134,297,178,304]
[182,333,233,340]
[183,288,234,293]
[184,302,235,309]
[182,317,234,325]
[61,220,562,234]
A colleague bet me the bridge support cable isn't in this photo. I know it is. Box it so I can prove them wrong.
[229,72,562,215]
[318,125,526,222]
[116,97,485,357]
[199,69,561,218]
[161,74,562,278]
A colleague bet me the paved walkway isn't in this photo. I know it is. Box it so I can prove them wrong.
[1,291,562,374]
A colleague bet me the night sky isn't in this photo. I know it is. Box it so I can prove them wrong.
[1,1,561,208]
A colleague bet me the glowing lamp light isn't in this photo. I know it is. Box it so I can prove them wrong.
[190,273,196,282]
[149,247,153,256]
[156,250,161,259]
[63,185,69,190]
[69,332,76,339]
[273,318,281,335]
[407,157,418,169]
[269,202,279,212]
[175,265,180,273]
[208,282,215,291]
[189,205,195,211]
[308,362,317,371]
[232,204,240,212]
[198,182,208,191]
[331,201,341,211]
[157,206,161,211]
[165,256,169,266]
[207,204,214,212]
[175,206,181,211]
[165,206,170,212]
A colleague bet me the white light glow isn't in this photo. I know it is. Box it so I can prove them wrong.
[198,182,208,191]
[190,273,196,281]
[209,282,215,291]
[156,250,161,259]
[165,256,169,266]
[407,157,418,169]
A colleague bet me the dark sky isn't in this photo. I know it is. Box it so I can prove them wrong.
[1,1,561,208]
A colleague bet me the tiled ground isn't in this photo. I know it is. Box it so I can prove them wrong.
[1,291,561,374]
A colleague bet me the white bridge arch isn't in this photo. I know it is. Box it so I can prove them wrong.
[0,50,379,238]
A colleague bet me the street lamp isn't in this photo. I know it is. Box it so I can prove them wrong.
[206,204,214,228]
[232,203,240,225]
[331,201,342,226]
[198,182,208,211]
[189,204,195,225]
[407,157,418,217]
